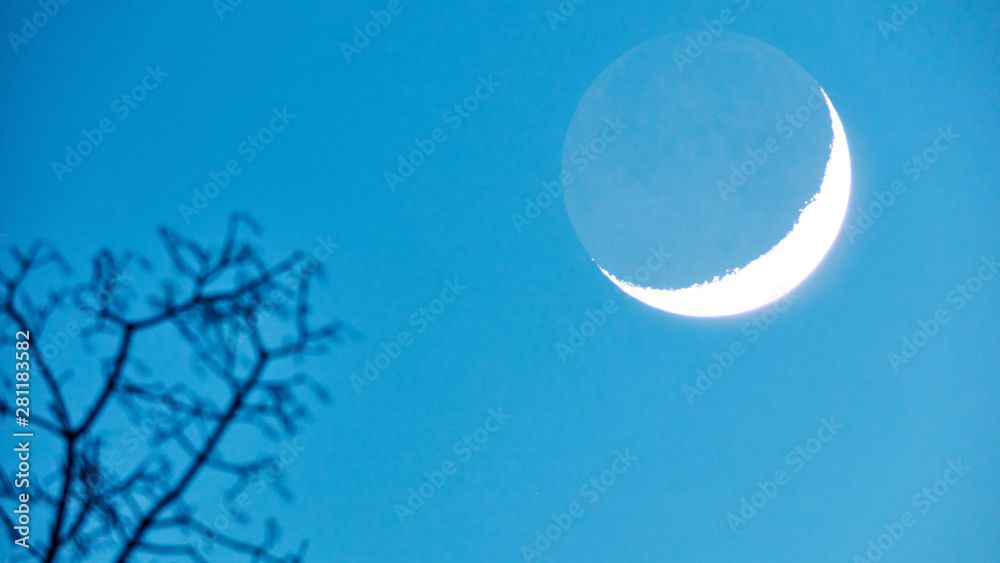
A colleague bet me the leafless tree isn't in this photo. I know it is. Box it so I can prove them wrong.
[0,214,348,562]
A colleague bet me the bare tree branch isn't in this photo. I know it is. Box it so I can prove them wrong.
[0,215,346,562]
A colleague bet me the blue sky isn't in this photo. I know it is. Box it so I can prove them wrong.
[1,1,999,562]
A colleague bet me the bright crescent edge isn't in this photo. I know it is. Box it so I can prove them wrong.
[599,89,852,317]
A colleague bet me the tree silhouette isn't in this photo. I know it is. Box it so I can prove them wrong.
[0,214,348,562]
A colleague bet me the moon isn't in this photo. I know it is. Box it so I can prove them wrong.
[601,91,851,317]
[561,33,851,318]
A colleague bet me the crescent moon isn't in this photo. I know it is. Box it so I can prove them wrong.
[600,89,851,317]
